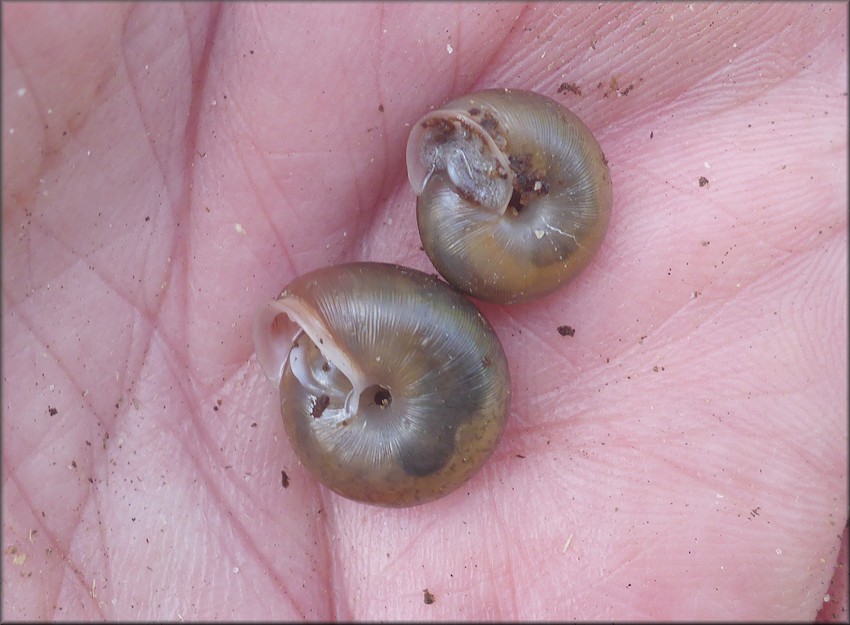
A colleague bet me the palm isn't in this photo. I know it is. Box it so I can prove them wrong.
[3,3,846,620]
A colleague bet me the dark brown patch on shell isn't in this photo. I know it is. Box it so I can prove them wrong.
[507,153,550,213]
[311,394,330,418]
[478,111,500,136]
[420,116,456,144]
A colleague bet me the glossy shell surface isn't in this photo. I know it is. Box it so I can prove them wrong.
[407,88,613,303]
[253,262,511,507]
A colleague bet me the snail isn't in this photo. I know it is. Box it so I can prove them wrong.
[406,88,613,304]
[253,262,511,507]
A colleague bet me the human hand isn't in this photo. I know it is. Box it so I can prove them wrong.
[2,2,846,620]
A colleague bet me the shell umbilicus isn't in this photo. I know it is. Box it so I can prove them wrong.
[253,262,510,507]
[407,88,612,304]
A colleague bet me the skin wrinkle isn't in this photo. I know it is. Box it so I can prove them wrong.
[4,287,122,438]
[241,440,330,618]
[492,3,533,72]
[125,341,313,618]
[374,4,393,222]
[3,468,92,618]
[15,58,102,193]
[4,3,842,618]
[233,135,300,280]
[496,310,577,372]
[322,491,348,622]
[220,93,314,280]
[161,383,263,583]
[15,427,104,619]
[490,486,521,618]
[24,6,266,616]
[187,372,322,619]
[449,4,461,93]
[180,9,222,385]
[120,10,187,210]
[117,10,194,384]
[550,231,838,394]
[5,221,70,305]
[592,15,839,137]
[180,6,223,170]
[228,13,383,284]
[0,8,111,212]
[370,2,388,201]
[212,44,328,281]
[17,180,166,307]
[82,500,111,618]
[341,144,370,253]
[341,8,406,258]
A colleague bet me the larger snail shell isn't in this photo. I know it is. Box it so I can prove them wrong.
[407,88,613,304]
[253,262,511,507]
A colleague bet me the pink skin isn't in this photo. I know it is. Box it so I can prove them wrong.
[2,2,846,620]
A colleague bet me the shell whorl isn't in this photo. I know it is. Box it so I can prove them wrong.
[407,88,613,304]
[253,262,511,507]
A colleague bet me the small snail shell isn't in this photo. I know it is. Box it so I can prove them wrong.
[407,88,613,304]
[253,262,511,507]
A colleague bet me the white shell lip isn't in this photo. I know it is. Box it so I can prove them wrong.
[253,293,367,416]
[406,108,514,205]
[253,298,297,386]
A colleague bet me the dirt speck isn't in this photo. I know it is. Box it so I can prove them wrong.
[699,176,709,187]
[557,325,575,337]
[602,76,637,98]
[281,470,290,488]
[423,589,436,605]
[557,82,582,96]
[48,406,58,416]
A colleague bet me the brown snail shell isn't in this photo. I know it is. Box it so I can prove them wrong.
[407,88,613,304]
[253,262,511,507]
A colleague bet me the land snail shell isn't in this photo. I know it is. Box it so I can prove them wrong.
[253,262,511,507]
[407,88,613,304]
